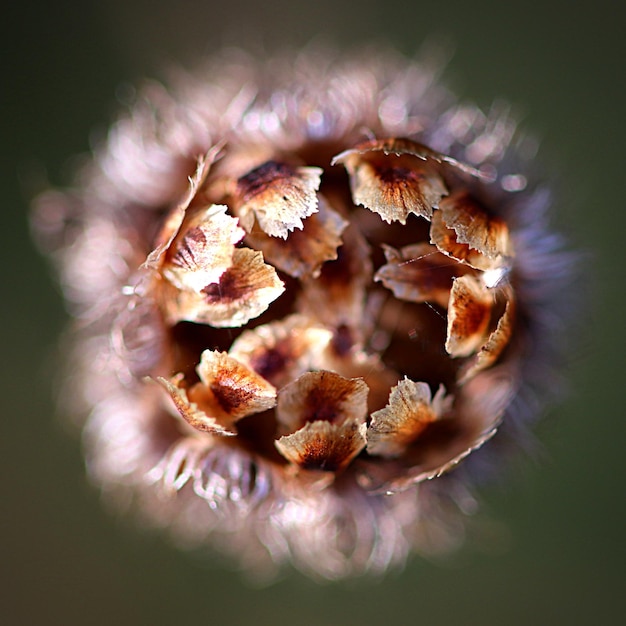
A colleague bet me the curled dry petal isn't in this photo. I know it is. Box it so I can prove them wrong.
[429,192,513,272]
[367,379,451,458]
[275,420,367,472]
[163,247,285,327]
[446,275,495,357]
[234,160,323,238]
[276,371,369,433]
[244,195,348,278]
[430,211,494,271]
[158,350,276,434]
[163,204,245,292]
[156,375,237,436]
[332,138,448,224]
[228,315,333,390]
[374,242,470,308]
[460,296,515,382]
[438,192,513,261]
[145,147,222,269]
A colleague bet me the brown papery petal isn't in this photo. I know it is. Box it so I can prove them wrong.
[296,224,372,329]
[460,296,515,382]
[164,247,285,327]
[367,379,451,458]
[446,275,494,357]
[192,350,277,420]
[156,374,236,436]
[439,192,513,260]
[430,211,500,271]
[374,242,471,308]
[276,371,369,433]
[333,139,447,224]
[244,195,348,278]
[235,160,322,238]
[145,146,222,269]
[163,204,244,292]
[228,314,333,390]
[319,346,401,415]
[275,420,367,472]
[333,137,487,178]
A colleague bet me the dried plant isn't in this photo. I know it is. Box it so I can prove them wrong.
[33,48,574,580]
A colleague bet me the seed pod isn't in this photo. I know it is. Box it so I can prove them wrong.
[32,48,574,581]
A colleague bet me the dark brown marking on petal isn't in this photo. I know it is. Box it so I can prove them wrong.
[201,264,251,304]
[275,420,367,472]
[209,380,256,414]
[170,226,207,270]
[249,339,292,382]
[202,271,234,303]
[237,161,297,200]
[331,324,353,357]
[299,440,348,472]
[301,373,355,424]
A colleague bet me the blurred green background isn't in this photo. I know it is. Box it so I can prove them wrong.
[2,1,624,624]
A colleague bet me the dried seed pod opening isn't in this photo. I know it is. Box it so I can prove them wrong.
[332,138,449,223]
[276,371,369,432]
[157,350,277,435]
[162,204,245,292]
[234,160,323,238]
[367,379,451,458]
[34,49,574,580]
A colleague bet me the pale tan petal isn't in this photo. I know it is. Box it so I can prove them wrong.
[332,138,447,224]
[192,350,277,419]
[163,247,285,327]
[367,379,451,458]
[228,314,333,389]
[244,195,348,278]
[163,204,244,292]
[460,296,515,382]
[275,420,367,472]
[446,275,494,357]
[235,160,322,238]
[276,371,369,433]
[438,192,513,260]
[156,374,236,436]
[374,242,471,308]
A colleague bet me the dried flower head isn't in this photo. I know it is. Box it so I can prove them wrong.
[33,48,574,580]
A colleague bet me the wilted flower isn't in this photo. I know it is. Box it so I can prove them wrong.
[33,48,574,580]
